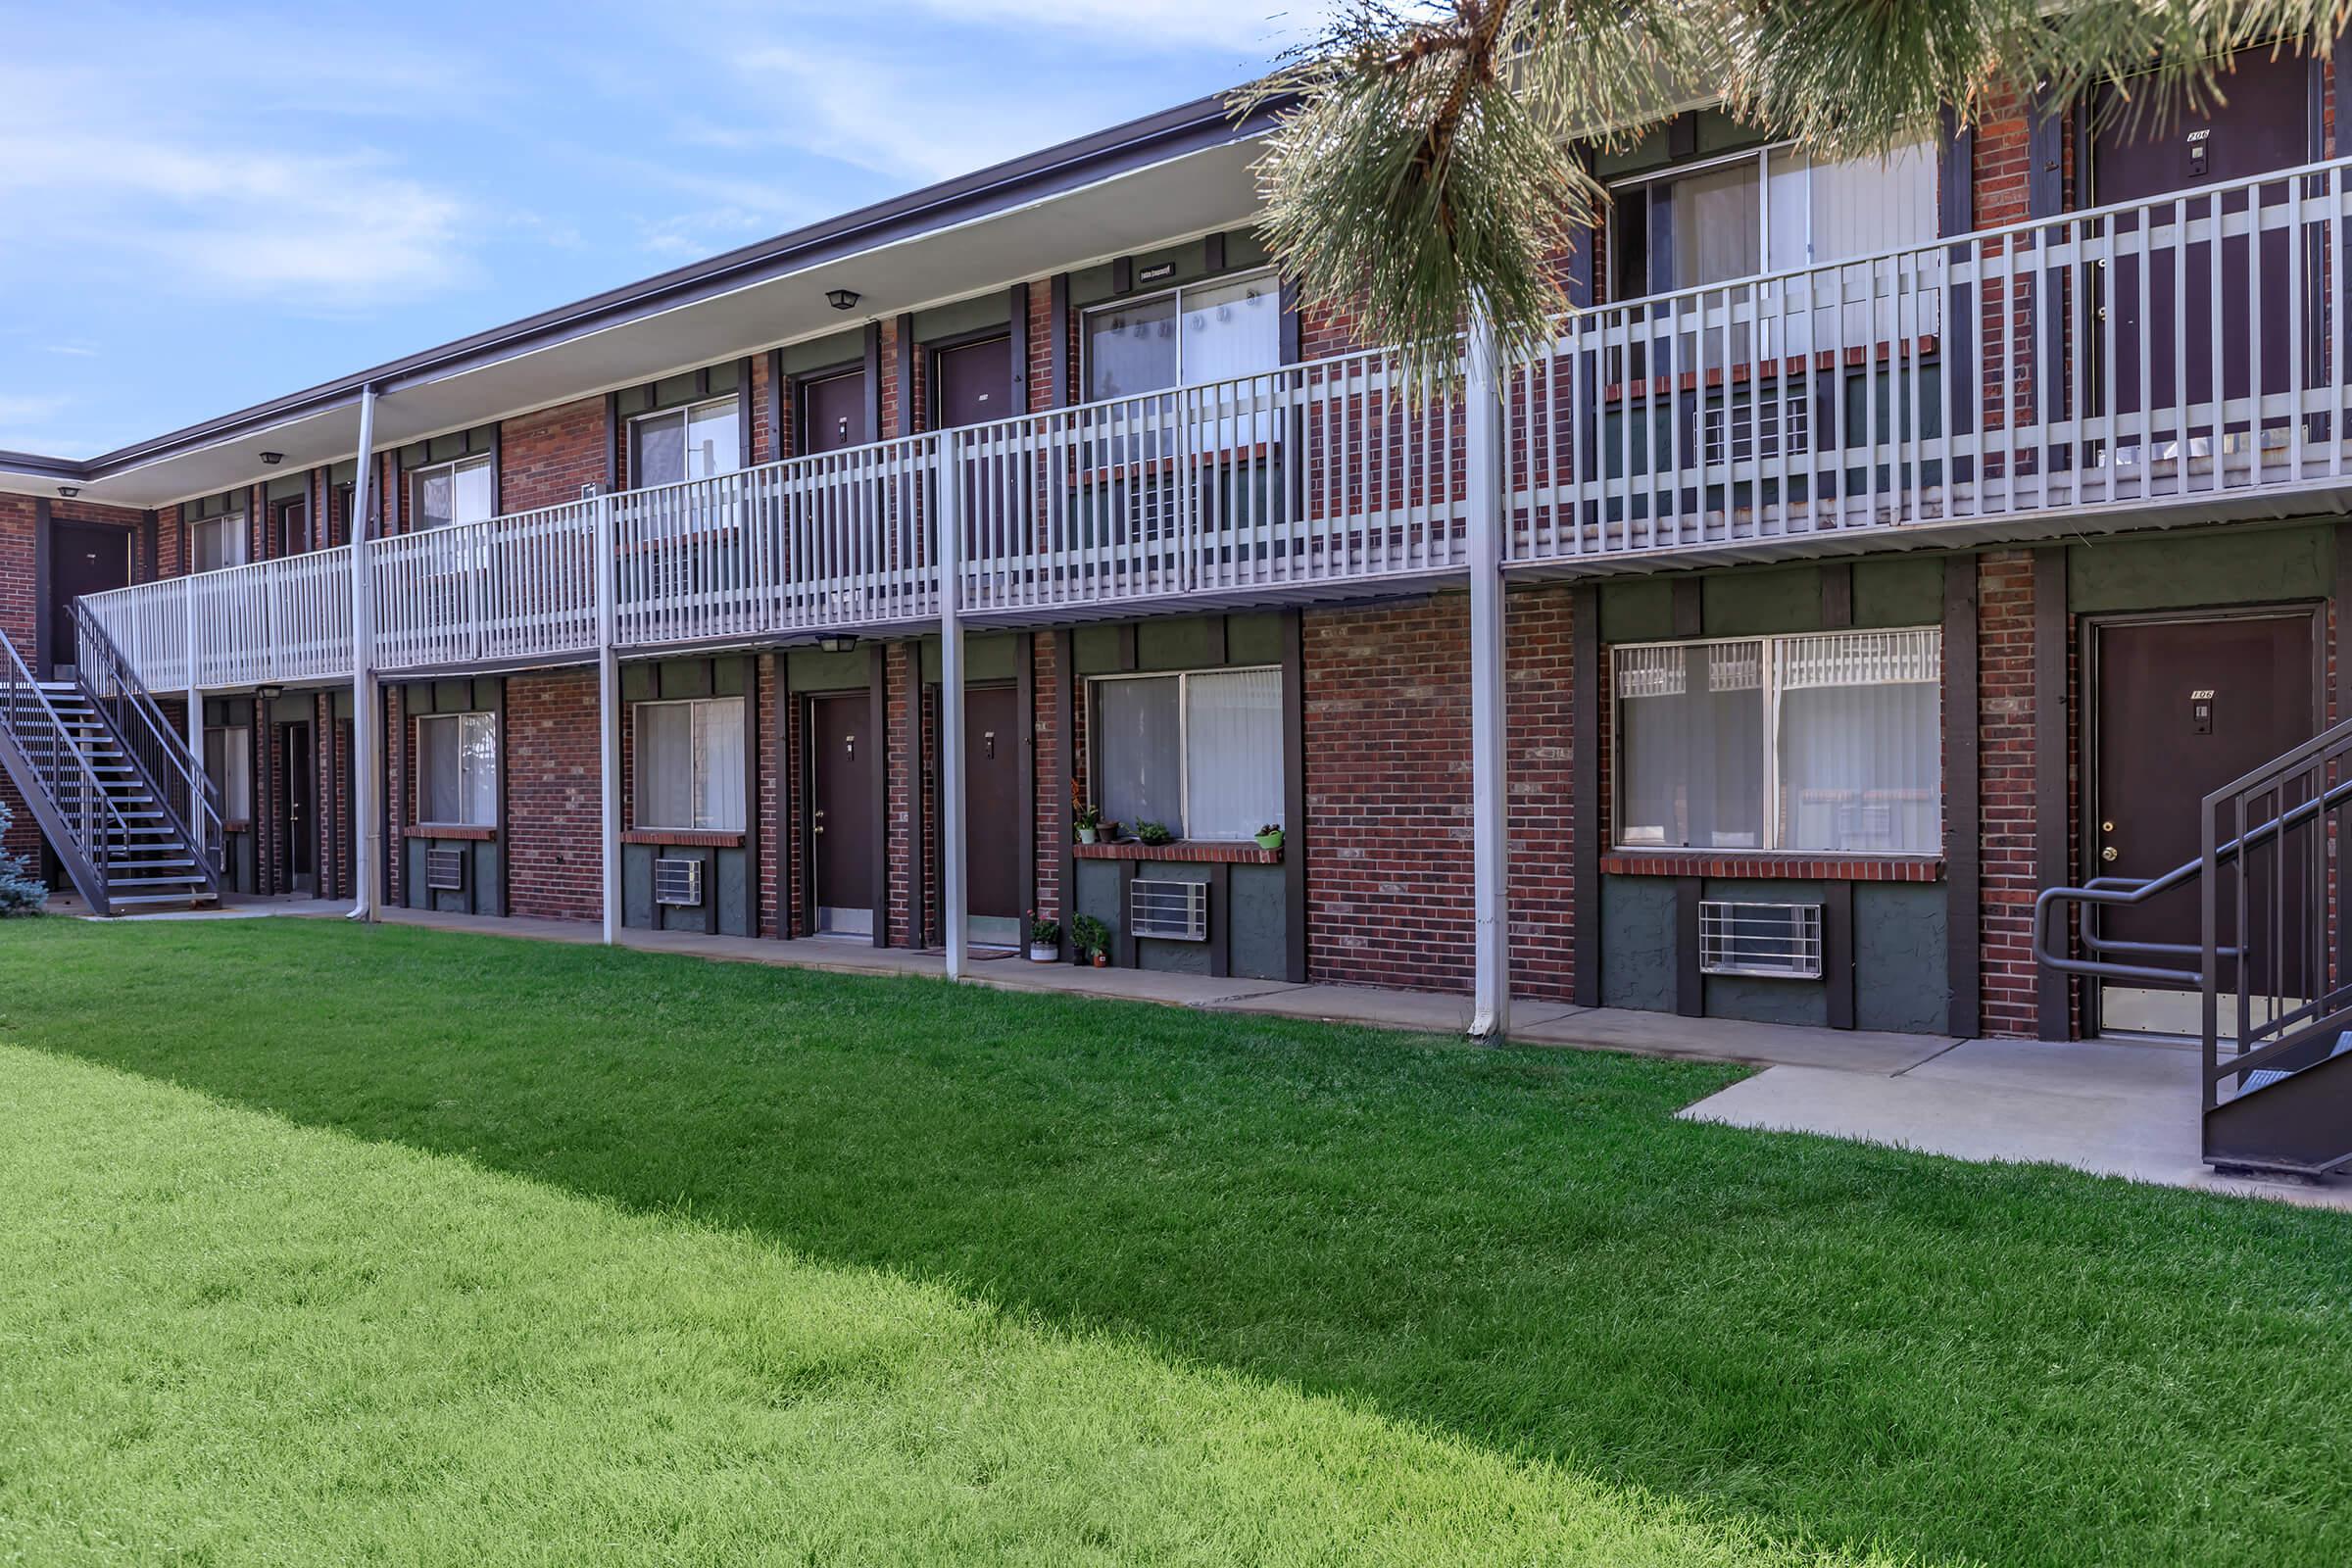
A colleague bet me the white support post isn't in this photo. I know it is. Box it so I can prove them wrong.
[183,580,202,870]
[938,440,968,981]
[1465,315,1510,1039]
[595,490,621,947]
[347,384,379,922]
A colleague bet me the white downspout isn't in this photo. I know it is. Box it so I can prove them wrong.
[596,488,620,947]
[346,383,379,923]
[1465,313,1511,1040]
[938,435,967,981]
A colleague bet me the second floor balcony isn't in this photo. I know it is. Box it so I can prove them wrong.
[84,151,2352,694]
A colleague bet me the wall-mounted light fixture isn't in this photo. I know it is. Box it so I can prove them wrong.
[56,485,79,499]
[258,684,284,702]
[826,288,860,312]
[260,452,284,466]
[817,634,858,654]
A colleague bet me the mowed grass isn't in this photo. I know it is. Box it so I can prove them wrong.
[0,922,2346,1567]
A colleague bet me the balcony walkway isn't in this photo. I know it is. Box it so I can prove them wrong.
[73,891,2348,1209]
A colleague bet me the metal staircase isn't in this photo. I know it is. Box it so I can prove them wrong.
[0,609,220,915]
[2037,712,2352,1178]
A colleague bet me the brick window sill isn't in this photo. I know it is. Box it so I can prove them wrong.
[405,823,498,842]
[1073,840,1283,865]
[621,829,745,849]
[1600,851,1941,883]
[220,819,251,835]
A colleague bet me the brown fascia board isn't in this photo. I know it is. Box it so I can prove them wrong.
[22,87,1289,482]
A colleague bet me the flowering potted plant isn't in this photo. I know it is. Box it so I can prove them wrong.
[1027,911,1061,963]
[1254,823,1285,851]
[1074,802,1102,845]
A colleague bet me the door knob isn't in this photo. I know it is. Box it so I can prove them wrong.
[2101,845,2119,862]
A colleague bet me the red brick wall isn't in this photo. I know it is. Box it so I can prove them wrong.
[1033,631,1062,926]
[1301,586,1579,1003]
[1977,550,2040,1037]
[500,397,609,514]
[504,668,602,919]
[758,653,783,935]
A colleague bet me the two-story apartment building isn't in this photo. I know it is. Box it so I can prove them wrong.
[8,42,2352,1174]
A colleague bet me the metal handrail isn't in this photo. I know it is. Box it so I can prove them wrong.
[71,599,223,878]
[0,628,143,900]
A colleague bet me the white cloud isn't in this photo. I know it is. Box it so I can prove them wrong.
[906,0,1332,52]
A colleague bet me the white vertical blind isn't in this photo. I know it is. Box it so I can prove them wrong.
[636,702,692,828]
[419,711,498,826]
[1614,643,1765,848]
[1180,274,1281,387]
[696,698,745,830]
[1185,668,1283,840]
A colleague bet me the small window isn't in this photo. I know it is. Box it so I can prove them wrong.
[412,455,494,531]
[416,711,498,827]
[1613,629,1941,855]
[634,697,746,831]
[633,396,741,488]
[203,725,251,821]
[190,514,247,573]
[1092,667,1283,841]
[1084,270,1280,401]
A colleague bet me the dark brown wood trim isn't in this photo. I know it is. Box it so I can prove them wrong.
[1571,583,1602,1007]
[2027,83,2065,220]
[1671,577,1703,639]
[905,644,926,950]
[1937,106,1975,237]
[736,356,756,469]
[1115,623,1139,672]
[1049,272,1072,408]
[1111,255,1133,294]
[1008,283,1030,416]
[861,320,884,444]
[1203,231,1226,275]
[794,691,815,938]
[2310,52,2328,162]
[1824,880,1856,1030]
[1820,563,1853,630]
[1282,609,1307,983]
[484,423,502,516]
[1944,553,1983,1038]
[1016,631,1036,931]
[1208,861,1231,978]
[603,391,620,493]
[1205,614,1228,667]
[1675,876,1703,1016]
[1055,628,1078,959]
[31,498,51,672]
[2034,546,2070,1040]
[869,642,890,948]
[1278,275,1301,366]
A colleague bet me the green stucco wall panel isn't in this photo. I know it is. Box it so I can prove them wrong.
[1600,875,1677,1013]
[1854,882,1950,1034]
[2068,524,2332,614]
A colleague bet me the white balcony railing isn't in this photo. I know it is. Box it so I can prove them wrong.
[81,153,2352,694]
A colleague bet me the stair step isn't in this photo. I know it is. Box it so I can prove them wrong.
[2237,1030,2352,1095]
[108,894,213,908]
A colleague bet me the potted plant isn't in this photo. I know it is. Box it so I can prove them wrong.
[1071,914,1112,967]
[1027,911,1061,963]
[1254,823,1285,851]
[1074,802,1102,845]
[1137,820,1174,847]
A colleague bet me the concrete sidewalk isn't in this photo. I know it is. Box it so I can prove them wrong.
[84,893,2352,1210]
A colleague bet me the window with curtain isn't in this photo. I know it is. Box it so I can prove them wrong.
[633,396,741,488]
[190,514,247,573]
[1084,269,1280,401]
[1613,628,1940,855]
[417,711,498,826]
[634,697,746,831]
[412,456,493,531]
[1092,667,1284,841]
[203,726,251,821]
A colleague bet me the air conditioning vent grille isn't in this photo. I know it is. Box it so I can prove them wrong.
[424,848,466,892]
[1698,900,1823,979]
[1130,877,1207,942]
[655,858,704,907]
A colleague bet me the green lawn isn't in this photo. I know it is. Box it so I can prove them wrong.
[1,921,2347,1566]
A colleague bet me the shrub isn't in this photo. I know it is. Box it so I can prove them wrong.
[0,801,50,917]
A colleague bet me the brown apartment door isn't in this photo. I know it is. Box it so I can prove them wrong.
[2091,44,2309,433]
[49,522,131,676]
[281,721,315,894]
[809,693,876,935]
[2093,612,2316,1034]
[802,370,867,454]
[934,336,1011,429]
[962,684,1024,947]
[278,496,314,556]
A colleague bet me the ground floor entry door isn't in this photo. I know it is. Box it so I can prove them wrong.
[962,685,1023,948]
[49,522,131,677]
[280,721,315,895]
[2093,611,2316,1035]
[809,693,875,936]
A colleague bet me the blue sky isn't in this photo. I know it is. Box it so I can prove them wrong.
[0,1,1324,458]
